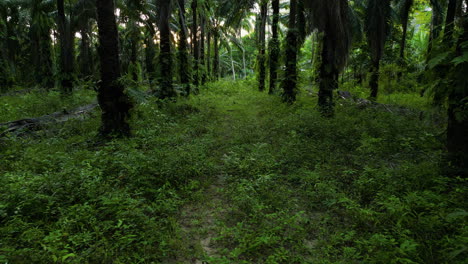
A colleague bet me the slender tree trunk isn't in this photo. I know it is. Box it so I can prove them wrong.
[200,17,207,84]
[145,24,156,88]
[159,0,176,98]
[444,0,458,45]
[192,0,200,86]
[80,21,92,78]
[297,0,306,45]
[57,0,74,93]
[258,0,267,91]
[32,24,54,88]
[95,0,132,137]
[230,46,236,80]
[367,0,390,100]
[213,29,220,80]
[427,0,444,60]
[178,0,191,95]
[207,27,212,80]
[400,0,413,59]
[129,20,139,82]
[281,0,298,103]
[242,47,247,79]
[269,0,280,94]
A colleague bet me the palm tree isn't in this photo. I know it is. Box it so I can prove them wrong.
[444,0,457,46]
[365,0,391,100]
[446,0,467,177]
[178,0,191,95]
[282,0,299,103]
[427,0,444,60]
[268,0,280,94]
[192,0,200,86]
[397,0,414,60]
[74,0,96,79]
[257,0,268,92]
[307,0,352,116]
[57,0,75,94]
[29,0,55,88]
[120,0,144,82]
[95,0,133,137]
[158,0,176,98]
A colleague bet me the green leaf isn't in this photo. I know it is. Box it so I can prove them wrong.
[451,51,468,66]
[428,51,451,69]
[61,253,76,261]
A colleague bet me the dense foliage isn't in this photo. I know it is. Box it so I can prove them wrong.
[0,0,467,263]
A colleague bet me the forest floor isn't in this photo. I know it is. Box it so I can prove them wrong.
[0,80,466,263]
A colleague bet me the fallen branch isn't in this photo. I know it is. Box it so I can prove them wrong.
[0,103,98,136]
[0,88,38,97]
[337,91,419,116]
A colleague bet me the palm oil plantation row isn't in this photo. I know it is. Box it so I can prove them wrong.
[0,0,467,263]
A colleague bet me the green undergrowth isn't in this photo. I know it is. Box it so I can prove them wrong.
[0,80,466,263]
[0,89,95,123]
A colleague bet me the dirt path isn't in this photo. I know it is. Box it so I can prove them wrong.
[176,174,227,263]
[172,104,243,263]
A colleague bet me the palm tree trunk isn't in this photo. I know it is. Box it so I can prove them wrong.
[192,0,200,86]
[281,0,298,103]
[145,32,156,88]
[444,0,457,46]
[230,46,236,80]
[178,0,191,95]
[79,22,92,78]
[201,17,207,84]
[427,0,444,60]
[95,0,132,137]
[447,6,468,178]
[369,59,380,99]
[257,0,267,91]
[400,0,413,59]
[129,20,139,82]
[269,0,280,94]
[366,0,390,100]
[32,24,54,88]
[242,47,247,79]
[207,26,212,80]
[57,0,74,93]
[318,35,339,117]
[213,29,220,80]
[159,0,176,98]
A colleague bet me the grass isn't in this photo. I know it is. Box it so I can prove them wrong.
[0,80,466,263]
[0,89,96,123]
